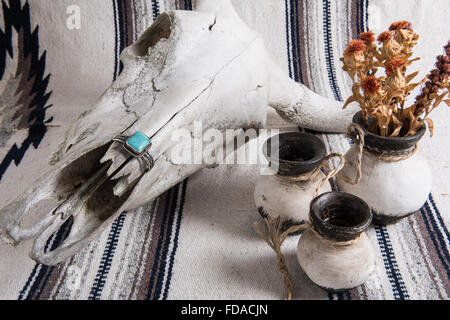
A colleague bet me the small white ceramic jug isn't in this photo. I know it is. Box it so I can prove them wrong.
[297,191,375,291]
[254,132,332,232]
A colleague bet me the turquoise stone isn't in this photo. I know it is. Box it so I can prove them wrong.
[127,131,150,153]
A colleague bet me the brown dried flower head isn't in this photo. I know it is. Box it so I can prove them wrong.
[344,39,366,56]
[362,76,380,96]
[386,57,407,76]
[377,31,392,43]
[389,20,412,31]
[359,31,375,45]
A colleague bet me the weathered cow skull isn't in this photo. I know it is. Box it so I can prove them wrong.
[0,0,358,265]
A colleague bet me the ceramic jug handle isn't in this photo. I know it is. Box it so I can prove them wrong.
[313,153,345,198]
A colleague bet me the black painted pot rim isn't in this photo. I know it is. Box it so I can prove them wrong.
[353,111,425,152]
[310,191,372,242]
[262,132,326,176]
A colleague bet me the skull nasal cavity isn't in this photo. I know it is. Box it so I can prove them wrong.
[128,13,172,57]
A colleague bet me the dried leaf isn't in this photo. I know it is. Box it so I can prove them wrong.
[392,113,402,125]
[424,118,434,137]
[429,93,438,100]
[433,92,448,109]
[445,99,450,107]
[343,95,358,109]
[404,52,413,59]
[374,61,384,68]
[408,110,422,133]
[351,83,361,97]
[390,125,402,137]
[406,82,422,92]
[405,71,419,83]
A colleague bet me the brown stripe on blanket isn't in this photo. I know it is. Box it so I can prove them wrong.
[49,257,76,299]
[175,0,183,10]
[124,0,136,43]
[412,211,450,295]
[297,0,313,90]
[350,0,360,40]
[303,0,321,93]
[26,266,53,300]
[345,276,369,300]
[35,262,68,300]
[407,216,446,299]
[360,284,369,300]
[127,198,162,298]
[143,186,179,300]
[347,286,362,300]
[117,0,136,52]
[175,0,192,11]
[130,188,176,299]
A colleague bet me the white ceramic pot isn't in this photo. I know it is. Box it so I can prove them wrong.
[337,112,432,224]
[297,192,375,291]
[254,132,331,231]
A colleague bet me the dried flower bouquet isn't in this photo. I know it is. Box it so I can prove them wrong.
[341,21,449,137]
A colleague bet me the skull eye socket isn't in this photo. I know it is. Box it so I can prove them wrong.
[127,13,172,57]
[55,143,112,199]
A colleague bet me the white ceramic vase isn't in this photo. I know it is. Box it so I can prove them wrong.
[297,192,375,291]
[337,112,432,224]
[254,132,331,231]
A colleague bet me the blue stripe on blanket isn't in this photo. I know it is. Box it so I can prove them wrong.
[152,0,160,20]
[88,213,127,300]
[345,291,351,300]
[162,180,188,300]
[356,0,365,35]
[146,186,175,299]
[116,0,134,75]
[184,0,193,11]
[119,0,130,57]
[152,185,180,300]
[375,225,410,300]
[424,202,450,264]
[420,203,450,277]
[19,265,40,300]
[428,194,450,245]
[284,0,293,79]
[322,0,342,102]
[112,0,120,79]
[289,0,304,84]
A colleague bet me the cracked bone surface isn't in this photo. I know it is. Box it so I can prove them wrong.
[0,0,358,265]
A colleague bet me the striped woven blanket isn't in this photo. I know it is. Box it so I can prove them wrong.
[0,0,448,300]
